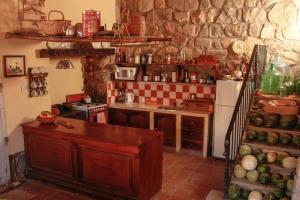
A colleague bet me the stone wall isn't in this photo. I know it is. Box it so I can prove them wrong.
[118,0,300,67]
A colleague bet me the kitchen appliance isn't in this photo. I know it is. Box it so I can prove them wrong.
[66,94,107,123]
[72,102,107,123]
[125,93,134,103]
[213,80,243,158]
[115,67,137,81]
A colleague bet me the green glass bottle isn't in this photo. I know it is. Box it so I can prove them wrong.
[261,63,282,95]
[278,75,294,97]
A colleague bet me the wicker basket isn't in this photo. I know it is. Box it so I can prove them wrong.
[40,10,71,36]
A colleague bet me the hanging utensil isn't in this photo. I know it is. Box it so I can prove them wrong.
[56,43,75,69]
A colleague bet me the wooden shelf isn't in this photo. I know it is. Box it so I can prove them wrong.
[243,138,300,156]
[247,124,300,136]
[37,48,115,58]
[231,177,276,194]
[255,93,300,102]
[5,32,172,43]
[116,63,218,67]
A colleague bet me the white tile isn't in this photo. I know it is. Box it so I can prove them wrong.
[145,90,151,97]
[139,82,145,90]
[157,91,163,98]
[151,84,157,90]
[163,98,170,106]
[170,92,176,99]
[127,82,133,89]
[163,84,170,91]
[133,89,139,96]
[190,85,197,93]
[176,85,183,92]
[204,86,211,94]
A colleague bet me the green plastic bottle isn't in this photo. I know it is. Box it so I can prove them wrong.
[261,63,282,95]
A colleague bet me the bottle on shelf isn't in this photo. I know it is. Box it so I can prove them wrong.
[261,63,282,95]
[278,75,294,97]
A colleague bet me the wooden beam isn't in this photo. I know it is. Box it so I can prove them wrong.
[37,48,115,58]
[5,32,172,43]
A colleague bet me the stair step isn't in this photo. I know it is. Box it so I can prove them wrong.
[231,177,276,194]
[247,124,300,136]
[243,139,300,157]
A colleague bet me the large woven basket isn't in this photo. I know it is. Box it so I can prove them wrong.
[40,10,71,36]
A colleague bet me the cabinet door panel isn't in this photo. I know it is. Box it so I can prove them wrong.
[81,147,133,192]
[28,135,73,177]
[109,108,128,126]
[128,111,149,129]
[154,113,176,147]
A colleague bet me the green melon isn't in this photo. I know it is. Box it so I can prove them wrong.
[246,170,259,182]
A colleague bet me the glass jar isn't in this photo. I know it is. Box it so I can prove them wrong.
[271,52,289,77]
[278,75,294,97]
[261,63,282,95]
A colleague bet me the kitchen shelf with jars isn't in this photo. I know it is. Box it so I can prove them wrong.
[115,50,220,85]
[7,5,172,59]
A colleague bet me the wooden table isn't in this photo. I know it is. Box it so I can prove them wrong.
[21,117,163,200]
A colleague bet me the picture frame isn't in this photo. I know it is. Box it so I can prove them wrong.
[3,55,26,77]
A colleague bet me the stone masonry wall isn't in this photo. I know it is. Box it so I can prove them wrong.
[117,0,300,68]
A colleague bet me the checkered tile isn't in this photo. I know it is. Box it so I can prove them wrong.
[107,81,216,105]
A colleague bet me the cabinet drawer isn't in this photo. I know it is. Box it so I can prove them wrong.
[182,116,204,129]
[182,129,203,141]
[182,140,202,151]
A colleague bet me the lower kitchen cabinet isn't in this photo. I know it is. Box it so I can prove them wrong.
[154,113,176,147]
[22,118,163,200]
[181,116,204,151]
[108,108,150,129]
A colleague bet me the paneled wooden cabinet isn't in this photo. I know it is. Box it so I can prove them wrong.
[154,113,176,147]
[181,116,204,150]
[109,108,150,129]
[22,118,163,200]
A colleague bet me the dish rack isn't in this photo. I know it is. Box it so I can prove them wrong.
[28,67,48,97]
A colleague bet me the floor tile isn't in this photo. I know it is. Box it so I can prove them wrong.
[0,151,225,200]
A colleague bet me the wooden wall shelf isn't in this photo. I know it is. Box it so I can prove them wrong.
[37,48,115,58]
[5,32,172,43]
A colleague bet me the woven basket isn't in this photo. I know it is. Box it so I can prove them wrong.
[40,10,71,36]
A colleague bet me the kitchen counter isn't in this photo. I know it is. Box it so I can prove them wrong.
[21,117,163,200]
[109,102,212,117]
[108,103,212,157]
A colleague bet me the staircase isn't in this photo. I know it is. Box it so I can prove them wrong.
[224,45,300,199]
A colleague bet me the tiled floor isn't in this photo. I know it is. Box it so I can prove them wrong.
[0,151,224,200]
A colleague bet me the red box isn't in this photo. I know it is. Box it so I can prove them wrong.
[82,10,101,37]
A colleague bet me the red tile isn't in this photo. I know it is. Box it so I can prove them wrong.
[139,90,145,96]
[176,92,183,99]
[151,91,157,97]
[197,86,203,93]
[157,98,163,105]
[157,85,163,91]
[133,82,139,89]
[163,91,170,98]
[170,84,176,92]
[145,84,151,90]
[127,89,133,93]
[183,85,190,93]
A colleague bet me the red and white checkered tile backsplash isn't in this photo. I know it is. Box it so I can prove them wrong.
[107,81,216,105]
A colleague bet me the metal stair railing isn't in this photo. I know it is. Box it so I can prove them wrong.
[223,45,268,196]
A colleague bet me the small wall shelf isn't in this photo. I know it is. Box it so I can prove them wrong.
[37,48,115,58]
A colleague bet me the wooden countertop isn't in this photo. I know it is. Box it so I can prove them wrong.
[21,117,161,148]
[109,103,212,117]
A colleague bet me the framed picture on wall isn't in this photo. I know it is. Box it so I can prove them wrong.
[3,55,26,77]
